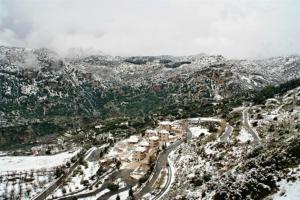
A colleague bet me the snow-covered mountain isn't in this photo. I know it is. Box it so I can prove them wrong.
[0,45,299,147]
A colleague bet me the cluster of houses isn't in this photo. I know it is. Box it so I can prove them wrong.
[100,121,186,179]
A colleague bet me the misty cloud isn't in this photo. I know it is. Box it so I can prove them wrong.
[0,0,299,59]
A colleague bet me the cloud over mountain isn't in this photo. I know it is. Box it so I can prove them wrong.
[0,0,299,58]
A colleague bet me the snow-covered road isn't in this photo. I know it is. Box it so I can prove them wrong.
[242,108,260,144]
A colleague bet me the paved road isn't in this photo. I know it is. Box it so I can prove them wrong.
[152,129,192,200]
[69,123,192,200]
[34,148,95,200]
[137,126,193,199]
[219,124,233,142]
[151,158,172,200]
[135,141,181,198]
[55,169,119,200]
[242,108,260,144]
[51,147,111,200]
[97,135,189,200]
[34,160,80,200]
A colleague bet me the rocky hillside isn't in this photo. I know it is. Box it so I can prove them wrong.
[163,87,300,200]
[0,46,300,148]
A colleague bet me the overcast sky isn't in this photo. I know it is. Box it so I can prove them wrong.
[0,0,299,58]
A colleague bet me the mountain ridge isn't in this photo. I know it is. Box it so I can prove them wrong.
[0,45,300,148]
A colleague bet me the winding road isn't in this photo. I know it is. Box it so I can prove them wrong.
[136,127,193,199]
[135,140,182,198]
[56,122,192,200]
[242,108,260,144]
[151,158,172,200]
[34,147,98,200]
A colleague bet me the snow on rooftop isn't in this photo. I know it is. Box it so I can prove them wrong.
[139,141,150,147]
[159,121,173,125]
[149,136,159,141]
[145,129,157,132]
[134,146,147,152]
[145,129,158,134]
[0,149,79,172]
[159,129,170,134]
[128,135,139,143]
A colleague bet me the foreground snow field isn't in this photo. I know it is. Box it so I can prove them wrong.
[272,180,300,200]
[271,165,300,200]
[0,149,79,171]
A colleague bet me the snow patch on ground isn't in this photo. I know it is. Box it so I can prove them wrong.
[189,127,210,138]
[21,84,38,95]
[0,150,79,171]
[272,180,300,200]
[271,165,300,200]
[54,161,99,197]
[237,128,253,143]
[204,142,218,155]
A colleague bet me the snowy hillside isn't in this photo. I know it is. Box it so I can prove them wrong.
[162,87,300,200]
[0,45,300,149]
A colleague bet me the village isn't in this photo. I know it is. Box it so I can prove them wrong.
[100,121,187,181]
[3,84,299,200]
[0,119,191,200]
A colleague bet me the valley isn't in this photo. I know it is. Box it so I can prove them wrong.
[0,46,300,200]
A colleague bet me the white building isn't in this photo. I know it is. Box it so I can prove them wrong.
[145,129,158,137]
[159,130,170,141]
[127,135,139,146]
[132,146,147,162]
[148,136,160,147]
[159,121,172,131]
